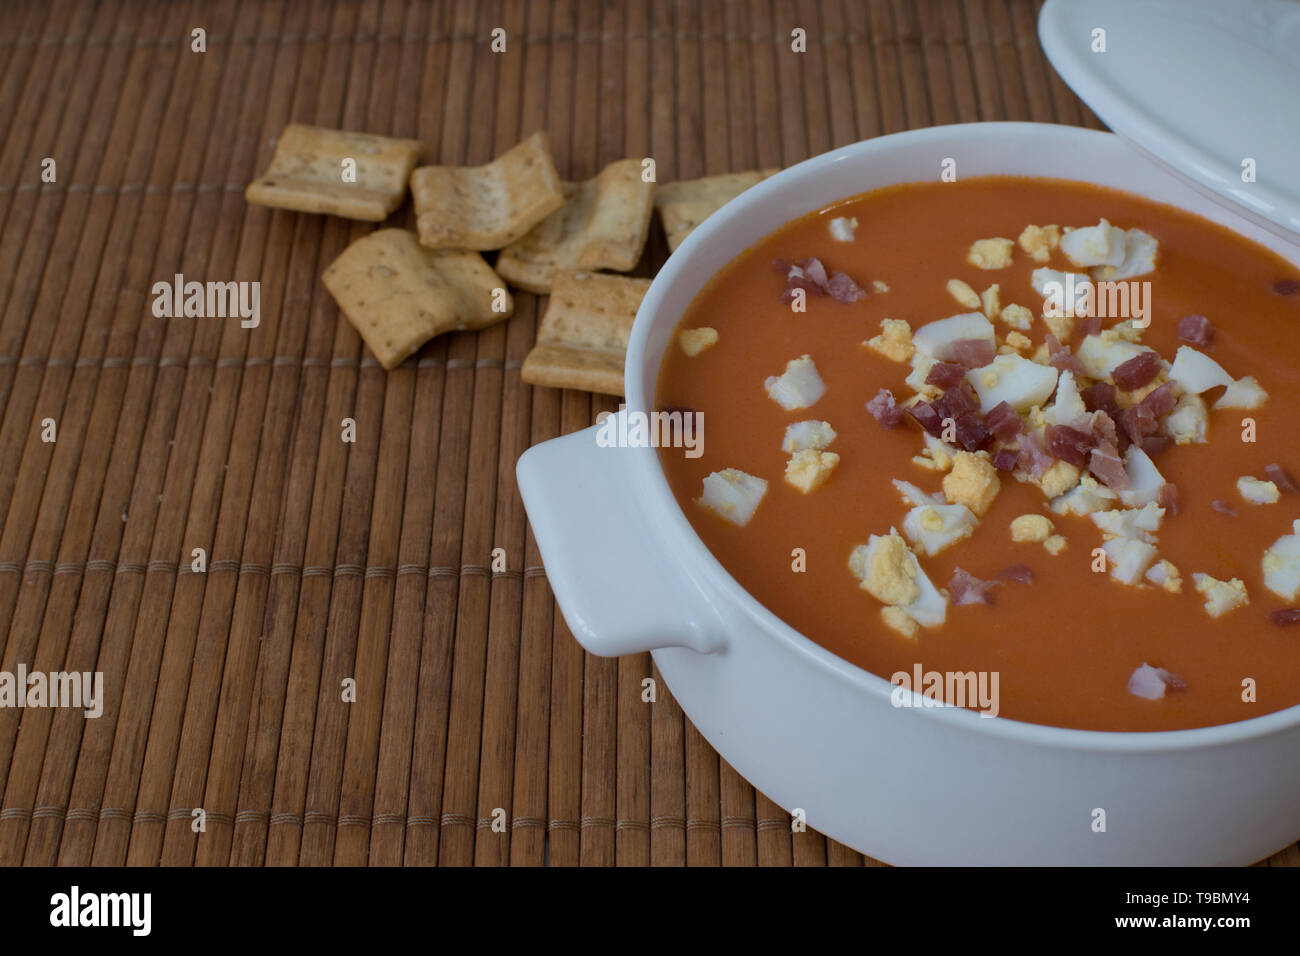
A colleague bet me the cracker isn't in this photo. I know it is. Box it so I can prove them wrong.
[494,159,656,293]
[409,130,565,250]
[520,270,650,395]
[655,169,781,252]
[245,123,424,221]
[322,228,512,370]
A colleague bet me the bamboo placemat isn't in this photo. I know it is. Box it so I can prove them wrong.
[0,0,1294,868]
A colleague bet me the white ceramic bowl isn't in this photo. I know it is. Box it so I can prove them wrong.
[516,122,1300,865]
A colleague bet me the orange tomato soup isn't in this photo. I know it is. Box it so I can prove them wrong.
[656,176,1300,732]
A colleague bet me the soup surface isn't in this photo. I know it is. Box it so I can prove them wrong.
[655,176,1300,732]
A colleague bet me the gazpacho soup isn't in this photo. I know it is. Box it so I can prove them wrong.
[655,176,1300,732]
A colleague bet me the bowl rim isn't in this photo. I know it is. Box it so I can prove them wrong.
[623,120,1300,753]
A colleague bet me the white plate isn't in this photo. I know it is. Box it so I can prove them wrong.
[1039,0,1300,243]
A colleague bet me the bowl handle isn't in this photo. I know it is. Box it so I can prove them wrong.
[517,414,727,657]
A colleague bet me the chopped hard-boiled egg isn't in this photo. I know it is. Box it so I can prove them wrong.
[864,317,915,363]
[696,469,768,526]
[911,433,957,474]
[892,479,944,508]
[1059,219,1128,268]
[1120,446,1166,507]
[1102,228,1158,280]
[782,420,837,453]
[1043,370,1086,428]
[911,311,996,361]
[1164,392,1208,444]
[765,354,825,409]
[999,302,1034,331]
[1237,476,1280,505]
[1214,376,1268,410]
[1010,513,1053,543]
[1262,520,1300,601]
[1051,474,1119,517]
[849,529,948,628]
[678,327,718,357]
[785,449,839,493]
[1075,332,1154,380]
[1145,559,1182,593]
[967,237,1014,270]
[829,216,858,241]
[1091,503,1165,543]
[942,451,1001,516]
[1017,224,1061,263]
[1022,457,1082,500]
[1168,345,1234,394]
[1103,537,1159,586]
[980,284,1000,318]
[850,530,921,607]
[1192,572,1249,618]
[947,278,981,309]
[1030,267,1093,317]
[965,353,1058,413]
[903,503,978,557]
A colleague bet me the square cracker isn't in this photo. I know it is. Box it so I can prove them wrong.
[322,228,512,370]
[656,169,781,252]
[520,270,650,396]
[245,123,424,221]
[494,158,655,294]
[410,131,565,250]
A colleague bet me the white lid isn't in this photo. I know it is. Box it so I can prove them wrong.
[1039,0,1300,242]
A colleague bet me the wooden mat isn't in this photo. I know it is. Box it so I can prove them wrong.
[0,0,1294,868]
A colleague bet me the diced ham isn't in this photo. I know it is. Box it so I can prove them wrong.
[775,258,826,303]
[774,257,866,304]
[952,411,993,452]
[1044,333,1085,377]
[1091,410,1120,455]
[1211,499,1237,516]
[1127,663,1186,700]
[1044,423,1096,467]
[1081,382,1124,431]
[1080,315,1103,336]
[1089,448,1129,491]
[1111,351,1161,391]
[932,382,980,423]
[866,388,904,428]
[826,270,867,303]
[801,257,829,288]
[984,401,1022,442]
[1157,482,1179,515]
[1141,435,1170,456]
[1017,433,1055,477]
[997,564,1034,583]
[1265,463,1299,493]
[1139,382,1177,419]
[1177,314,1215,347]
[949,567,1000,606]
[1117,389,1172,450]
[906,401,944,437]
[992,448,1019,471]
[951,337,996,369]
[925,361,969,389]
[1270,608,1300,626]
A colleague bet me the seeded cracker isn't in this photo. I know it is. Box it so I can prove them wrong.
[322,229,512,370]
[495,158,656,293]
[520,271,650,395]
[245,124,425,221]
[655,169,781,252]
[409,130,565,250]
